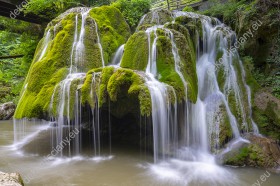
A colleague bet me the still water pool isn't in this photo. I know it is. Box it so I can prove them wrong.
[0,120,279,186]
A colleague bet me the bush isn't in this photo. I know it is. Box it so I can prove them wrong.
[182,6,194,12]
[200,0,256,28]
[111,0,151,31]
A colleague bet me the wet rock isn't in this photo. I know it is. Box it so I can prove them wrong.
[0,172,24,186]
[253,91,280,139]
[221,134,280,171]
[0,102,16,120]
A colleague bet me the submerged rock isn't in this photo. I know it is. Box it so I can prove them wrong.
[221,134,280,170]
[0,102,16,120]
[0,172,24,186]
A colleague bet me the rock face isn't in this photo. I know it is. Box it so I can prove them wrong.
[253,91,280,140]
[0,102,16,120]
[221,134,280,170]
[0,172,24,186]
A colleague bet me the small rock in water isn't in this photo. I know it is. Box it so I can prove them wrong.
[0,102,16,120]
[0,172,24,186]
[49,122,58,127]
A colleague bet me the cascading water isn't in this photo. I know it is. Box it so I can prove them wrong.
[142,11,260,178]
[139,11,260,185]
[111,44,125,66]
[48,8,108,157]
[37,29,51,62]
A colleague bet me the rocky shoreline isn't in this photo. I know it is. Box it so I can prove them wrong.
[0,172,24,186]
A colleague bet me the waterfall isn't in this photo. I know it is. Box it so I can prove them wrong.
[144,26,178,163]
[14,7,260,169]
[143,10,260,164]
[111,44,125,66]
[90,72,102,156]
[49,9,91,156]
[93,19,105,67]
[37,30,51,62]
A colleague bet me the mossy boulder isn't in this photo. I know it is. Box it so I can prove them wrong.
[15,6,131,119]
[221,134,280,169]
[120,31,149,71]
[81,67,151,117]
[121,24,198,103]
[253,91,280,140]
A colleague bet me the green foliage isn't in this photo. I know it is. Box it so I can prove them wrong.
[200,0,257,28]
[253,71,280,99]
[151,0,200,11]
[0,16,42,35]
[111,0,151,31]
[182,6,194,12]
[90,0,111,6]
[0,26,40,104]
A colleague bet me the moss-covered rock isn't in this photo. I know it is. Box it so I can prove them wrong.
[213,104,233,151]
[81,67,151,117]
[253,91,280,140]
[15,6,130,119]
[136,9,173,30]
[89,6,131,64]
[175,15,203,43]
[120,31,149,71]
[121,25,197,103]
[221,134,280,169]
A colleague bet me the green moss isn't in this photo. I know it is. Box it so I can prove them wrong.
[227,146,250,165]
[242,56,260,95]
[225,144,274,167]
[156,27,198,102]
[89,6,131,64]
[156,35,185,101]
[81,67,151,117]
[98,66,115,106]
[106,68,151,116]
[107,68,146,100]
[253,100,280,140]
[175,16,203,41]
[14,14,75,119]
[138,86,151,116]
[81,73,93,106]
[120,31,149,70]
[218,105,233,148]
[217,68,225,89]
